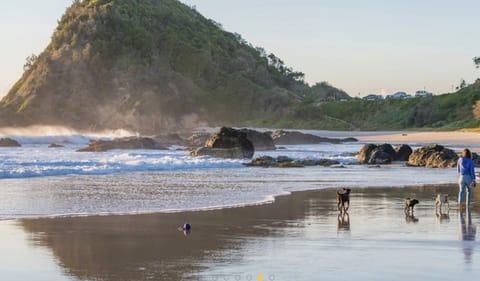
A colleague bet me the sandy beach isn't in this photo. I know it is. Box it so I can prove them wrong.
[357,131,480,145]
[1,184,478,281]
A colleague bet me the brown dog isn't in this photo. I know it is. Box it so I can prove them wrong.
[337,188,351,213]
[404,198,419,215]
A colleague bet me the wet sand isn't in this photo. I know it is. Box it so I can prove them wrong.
[1,185,479,281]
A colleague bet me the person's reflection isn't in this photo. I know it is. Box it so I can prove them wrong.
[337,212,350,231]
[459,207,476,264]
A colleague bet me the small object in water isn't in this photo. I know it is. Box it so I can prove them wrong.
[183,223,191,231]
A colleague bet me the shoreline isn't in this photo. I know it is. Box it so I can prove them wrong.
[3,183,478,281]
[0,182,463,222]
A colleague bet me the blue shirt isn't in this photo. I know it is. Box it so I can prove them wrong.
[457,157,476,180]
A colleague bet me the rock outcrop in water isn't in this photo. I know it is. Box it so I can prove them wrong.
[407,144,458,168]
[77,137,166,152]
[358,144,394,164]
[240,129,276,151]
[0,138,21,147]
[190,127,254,159]
[358,143,414,164]
[246,156,339,168]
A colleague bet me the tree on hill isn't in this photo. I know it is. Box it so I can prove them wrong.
[474,56,480,68]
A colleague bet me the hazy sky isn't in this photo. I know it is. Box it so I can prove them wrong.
[0,0,479,99]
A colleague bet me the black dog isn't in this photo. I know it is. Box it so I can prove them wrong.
[337,188,351,213]
[404,198,419,215]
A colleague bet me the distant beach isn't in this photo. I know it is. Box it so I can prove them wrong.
[357,131,480,145]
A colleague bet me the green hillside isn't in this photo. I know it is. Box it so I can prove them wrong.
[264,81,480,130]
[0,0,348,133]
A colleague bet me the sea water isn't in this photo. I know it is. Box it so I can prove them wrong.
[0,132,460,220]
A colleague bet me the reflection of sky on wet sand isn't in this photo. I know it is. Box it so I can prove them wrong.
[0,221,73,281]
[194,186,480,281]
[0,186,479,281]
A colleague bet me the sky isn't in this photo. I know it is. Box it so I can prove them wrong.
[0,0,479,99]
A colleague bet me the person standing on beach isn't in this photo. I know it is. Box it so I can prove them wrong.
[457,148,476,208]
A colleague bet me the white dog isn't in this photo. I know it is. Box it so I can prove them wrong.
[435,194,450,212]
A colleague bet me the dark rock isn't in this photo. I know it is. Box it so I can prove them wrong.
[190,147,251,159]
[0,138,21,147]
[77,137,166,152]
[342,137,359,142]
[246,156,339,168]
[298,159,340,166]
[270,130,356,145]
[277,156,293,163]
[358,143,395,164]
[48,143,64,148]
[278,161,305,168]
[394,144,413,161]
[239,129,276,151]
[369,150,392,164]
[377,144,396,159]
[246,156,277,167]
[408,144,458,168]
[190,127,254,159]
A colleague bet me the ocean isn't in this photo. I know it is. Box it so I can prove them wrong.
[0,130,459,220]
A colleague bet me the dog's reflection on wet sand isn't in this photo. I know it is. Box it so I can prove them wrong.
[405,213,419,223]
[337,211,350,231]
[436,209,450,224]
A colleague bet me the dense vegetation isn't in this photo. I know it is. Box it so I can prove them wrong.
[262,80,480,131]
[0,0,348,133]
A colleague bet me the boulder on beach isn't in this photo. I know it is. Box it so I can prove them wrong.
[240,129,276,151]
[0,138,21,147]
[190,127,254,159]
[270,130,357,145]
[77,137,166,152]
[407,144,458,168]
